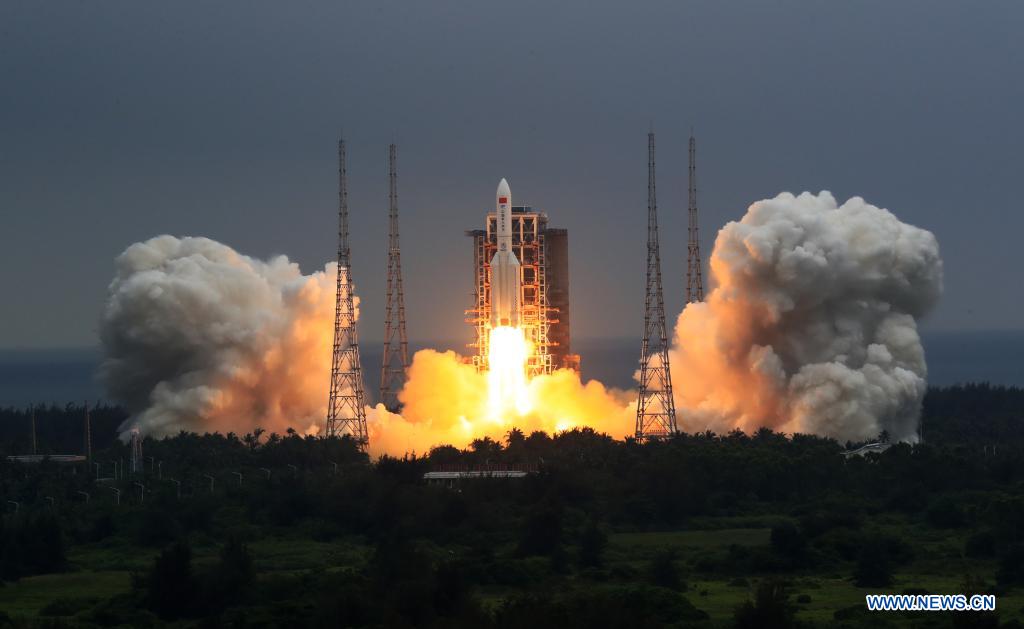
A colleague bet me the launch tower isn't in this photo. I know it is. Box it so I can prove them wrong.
[635,131,678,439]
[326,138,369,445]
[466,195,576,375]
[380,144,409,412]
[686,131,704,303]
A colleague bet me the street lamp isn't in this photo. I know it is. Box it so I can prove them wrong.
[105,486,120,506]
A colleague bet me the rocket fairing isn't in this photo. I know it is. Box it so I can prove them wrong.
[490,178,521,328]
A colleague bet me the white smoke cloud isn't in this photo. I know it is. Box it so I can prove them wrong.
[98,235,635,454]
[99,236,343,438]
[671,191,943,443]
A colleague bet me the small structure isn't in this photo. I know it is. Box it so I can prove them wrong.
[423,464,538,487]
[6,454,88,464]
[841,442,893,458]
[8,404,91,465]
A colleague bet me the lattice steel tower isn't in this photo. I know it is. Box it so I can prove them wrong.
[380,143,409,412]
[326,138,369,444]
[130,427,142,474]
[83,401,91,461]
[686,131,704,303]
[636,130,678,439]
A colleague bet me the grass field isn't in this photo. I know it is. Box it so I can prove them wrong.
[2,524,1020,625]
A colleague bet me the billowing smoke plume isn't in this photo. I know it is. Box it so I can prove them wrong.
[99,236,341,438]
[101,235,634,453]
[671,191,942,443]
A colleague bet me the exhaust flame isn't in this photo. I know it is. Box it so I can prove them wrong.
[486,326,532,420]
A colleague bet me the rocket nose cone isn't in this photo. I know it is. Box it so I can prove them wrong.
[497,178,510,197]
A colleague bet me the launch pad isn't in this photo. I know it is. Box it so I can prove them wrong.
[465,182,579,377]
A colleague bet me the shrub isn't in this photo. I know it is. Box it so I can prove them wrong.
[854,544,892,588]
[647,549,685,591]
[927,497,965,528]
[144,541,197,619]
[577,520,607,569]
[734,580,795,629]
[965,530,996,558]
[770,522,807,557]
[997,544,1024,585]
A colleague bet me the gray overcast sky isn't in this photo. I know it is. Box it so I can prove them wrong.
[1,0,1021,348]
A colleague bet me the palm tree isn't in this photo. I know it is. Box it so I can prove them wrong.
[505,428,525,448]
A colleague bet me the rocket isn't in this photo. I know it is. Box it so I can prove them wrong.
[490,178,521,328]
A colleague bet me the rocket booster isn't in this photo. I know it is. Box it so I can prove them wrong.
[490,178,521,328]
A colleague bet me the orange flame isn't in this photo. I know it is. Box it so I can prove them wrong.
[486,325,533,420]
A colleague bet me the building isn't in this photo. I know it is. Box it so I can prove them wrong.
[466,205,579,375]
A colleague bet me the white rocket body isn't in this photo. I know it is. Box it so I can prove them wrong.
[490,178,521,328]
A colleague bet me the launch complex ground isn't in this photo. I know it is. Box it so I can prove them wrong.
[326,132,691,449]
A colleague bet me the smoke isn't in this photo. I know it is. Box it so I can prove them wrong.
[99,236,341,439]
[100,235,633,453]
[670,191,942,443]
[101,190,939,451]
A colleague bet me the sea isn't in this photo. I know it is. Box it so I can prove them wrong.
[1,330,1021,408]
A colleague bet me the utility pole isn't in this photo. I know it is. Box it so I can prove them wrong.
[30,408,37,455]
[686,130,704,304]
[83,401,92,462]
[380,143,410,412]
[325,137,369,445]
[635,129,678,440]
[130,428,142,474]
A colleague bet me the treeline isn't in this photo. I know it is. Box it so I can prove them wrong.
[2,384,1024,627]
[0,403,126,456]
[3,428,1024,626]
[922,383,1024,445]
[2,384,1022,458]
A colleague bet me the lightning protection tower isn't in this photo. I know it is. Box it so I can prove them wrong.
[380,143,409,412]
[326,138,369,445]
[129,427,142,474]
[635,130,678,440]
[686,131,704,303]
[83,402,92,461]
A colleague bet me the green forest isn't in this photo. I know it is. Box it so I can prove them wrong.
[1,384,1023,628]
